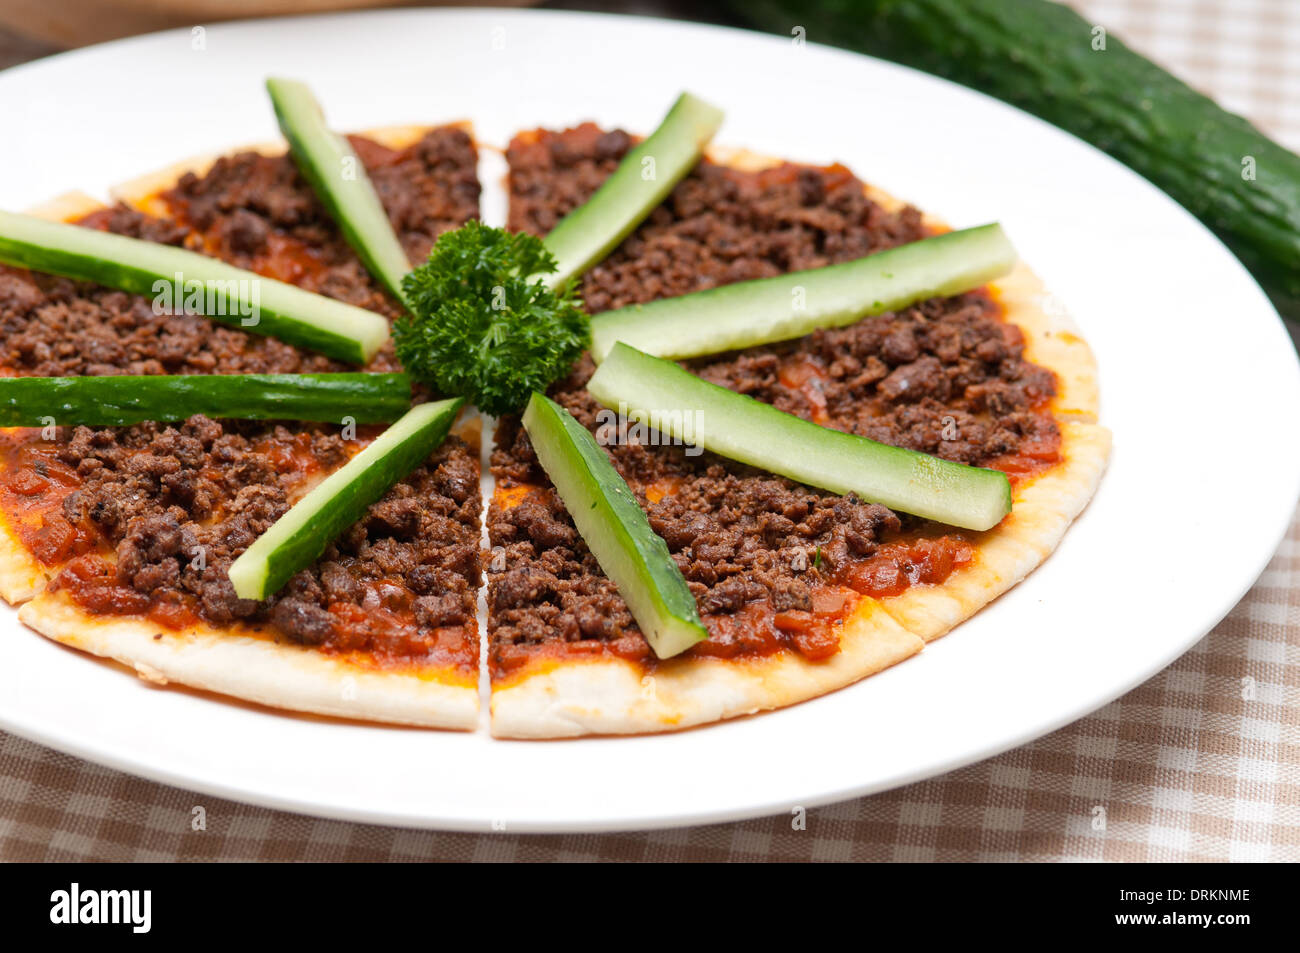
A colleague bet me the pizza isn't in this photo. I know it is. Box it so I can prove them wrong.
[1,125,485,728]
[0,104,1109,738]
[487,126,1108,736]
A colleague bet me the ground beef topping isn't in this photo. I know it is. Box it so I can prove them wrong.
[33,419,481,670]
[0,263,344,377]
[163,127,480,322]
[508,122,926,313]
[0,128,479,379]
[490,124,1061,673]
[0,128,484,669]
[689,292,1060,467]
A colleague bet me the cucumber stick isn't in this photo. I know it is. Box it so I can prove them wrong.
[590,224,1015,362]
[0,210,389,364]
[588,344,1011,531]
[730,0,1300,321]
[228,397,464,600]
[0,373,411,427]
[542,92,724,290]
[522,392,707,659]
[267,78,412,307]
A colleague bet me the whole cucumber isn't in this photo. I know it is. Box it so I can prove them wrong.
[729,0,1300,320]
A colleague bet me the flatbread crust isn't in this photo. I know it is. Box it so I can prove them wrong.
[3,131,483,728]
[19,589,478,729]
[490,146,1110,736]
[0,514,49,605]
[875,420,1110,641]
[3,130,1108,736]
[492,597,921,739]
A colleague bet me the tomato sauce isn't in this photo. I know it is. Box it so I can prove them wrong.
[326,598,478,675]
[488,472,983,675]
[0,424,475,673]
[0,432,99,567]
[692,584,857,662]
[837,533,974,598]
[984,434,1062,487]
[778,354,831,424]
[49,554,148,615]
[494,482,540,510]
[47,551,477,675]
[251,430,324,480]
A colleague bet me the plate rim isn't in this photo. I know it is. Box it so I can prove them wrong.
[0,6,1297,832]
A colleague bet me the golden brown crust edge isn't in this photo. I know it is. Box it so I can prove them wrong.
[876,420,1110,642]
[490,600,922,738]
[18,590,478,729]
[859,179,1110,641]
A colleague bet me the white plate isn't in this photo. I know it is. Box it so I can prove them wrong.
[1,9,1297,833]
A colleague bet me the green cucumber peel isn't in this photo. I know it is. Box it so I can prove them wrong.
[0,373,412,427]
[228,397,464,601]
[0,209,390,364]
[541,92,724,289]
[522,392,707,659]
[590,223,1017,362]
[267,78,413,307]
[587,344,1012,531]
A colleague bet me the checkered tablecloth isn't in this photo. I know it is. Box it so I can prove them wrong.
[2,0,1299,862]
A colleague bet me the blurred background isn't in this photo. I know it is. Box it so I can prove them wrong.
[2,0,1296,154]
[0,0,696,59]
[1,0,1287,155]
[3,0,1298,342]
[1,0,1295,148]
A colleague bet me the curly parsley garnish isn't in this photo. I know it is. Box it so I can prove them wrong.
[394,221,589,416]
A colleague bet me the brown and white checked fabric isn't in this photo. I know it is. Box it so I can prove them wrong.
[1,0,1299,862]
[1078,0,1300,153]
[2,516,1297,863]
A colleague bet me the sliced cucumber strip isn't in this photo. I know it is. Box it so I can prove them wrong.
[523,392,707,659]
[0,373,411,427]
[228,397,464,600]
[267,78,412,306]
[0,210,389,364]
[587,344,1012,531]
[541,92,724,289]
[590,223,1017,362]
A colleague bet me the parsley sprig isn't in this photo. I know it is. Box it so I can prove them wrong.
[394,221,589,416]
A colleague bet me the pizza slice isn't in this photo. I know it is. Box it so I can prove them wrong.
[1,124,486,728]
[485,124,1109,737]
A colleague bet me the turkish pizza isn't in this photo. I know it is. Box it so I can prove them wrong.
[0,84,1108,737]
